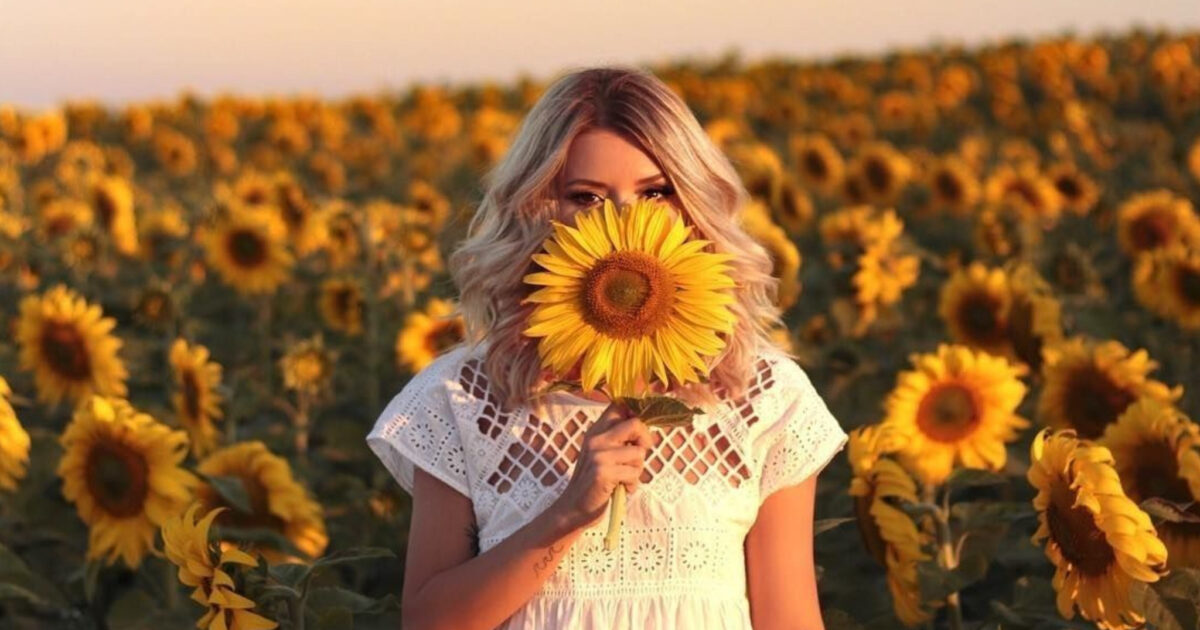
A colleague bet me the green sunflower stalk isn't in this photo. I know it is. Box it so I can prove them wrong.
[521,198,737,550]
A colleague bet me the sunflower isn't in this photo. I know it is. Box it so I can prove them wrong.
[788,133,845,194]
[1005,262,1064,373]
[195,441,328,565]
[818,205,906,269]
[153,127,198,177]
[938,262,1013,356]
[926,155,980,214]
[271,173,328,256]
[881,343,1029,487]
[1038,337,1183,440]
[37,197,93,241]
[133,282,177,328]
[1133,243,1200,329]
[852,243,920,330]
[1188,137,1200,184]
[984,163,1063,226]
[1099,398,1200,568]
[57,395,198,568]
[1027,427,1168,630]
[201,204,294,296]
[161,501,279,630]
[138,201,190,265]
[1046,163,1100,216]
[16,284,129,408]
[318,277,364,336]
[279,336,334,397]
[741,200,802,311]
[0,377,31,492]
[769,175,815,235]
[170,338,224,458]
[1115,190,1200,258]
[728,141,785,202]
[89,175,139,256]
[522,198,737,397]
[320,200,361,270]
[846,424,937,627]
[847,141,913,204]
[407,178,451,230]
[396,298,466,373]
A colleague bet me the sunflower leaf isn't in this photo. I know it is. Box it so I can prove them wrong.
[617,395,703,427]
[196,472,253,515]
[944,467,1009,490]
[1139,497,1200,524]
[311,546,397,571]
[1130,580,1188,630]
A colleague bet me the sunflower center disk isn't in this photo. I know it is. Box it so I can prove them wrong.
[960,294,1006,346]
[229,230,267,266]
[1176,266,1200,306]
[86,441,150,518]
[429,321,466,353]
[917,384,981,442]
[1130,212,1172,251]
[1063,366,1136,440]
[1046,478,1116,576]
[182,371,202,420]
[1131,440,1194,505]
[582,252,674,339]
[40,321,92,380]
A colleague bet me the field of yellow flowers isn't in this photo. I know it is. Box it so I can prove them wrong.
[0,27,1199,630]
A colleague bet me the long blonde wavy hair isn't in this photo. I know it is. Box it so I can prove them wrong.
[447,65,790,413]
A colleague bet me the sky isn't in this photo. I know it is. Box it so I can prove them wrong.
[1,0,1197,109]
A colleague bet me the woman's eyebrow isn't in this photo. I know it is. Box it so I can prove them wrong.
[566,174,667,187]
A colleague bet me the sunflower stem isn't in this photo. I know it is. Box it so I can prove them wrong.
[604,484,626,551]
[294,390,310,461]
[360,209,382,416]
[258,294,273,394]
[163,559,178,611]
[932,485,963,630]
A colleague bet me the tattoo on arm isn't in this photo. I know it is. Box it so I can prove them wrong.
[532,542,565,577]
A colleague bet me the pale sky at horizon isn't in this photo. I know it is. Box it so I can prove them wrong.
[1,0,1197,110]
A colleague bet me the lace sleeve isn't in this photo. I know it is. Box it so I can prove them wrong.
[754,356,849,504]
[365,353,471,500]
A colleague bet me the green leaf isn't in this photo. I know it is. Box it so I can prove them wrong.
[313,606,356,630]
[814,517,856,536]
[0,542,68,608]
[197,472,253,514]
[944,467,1009,489]
[950,501,1035,530]
[1147,569,1200,629]
[311,546,397,571]
[105,588,156,630]
[269,562,313,588]
[212,525,307,559]
[1130,581,1185,630]
[617,395,704,427]
[1139,497,1200,524]
[306,586,379,613]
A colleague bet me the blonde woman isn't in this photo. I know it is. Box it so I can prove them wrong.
[366,66,849,630]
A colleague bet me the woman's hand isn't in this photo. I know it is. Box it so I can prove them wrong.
[550,400,653,532]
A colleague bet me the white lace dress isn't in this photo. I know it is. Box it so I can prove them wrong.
[365,341,849,630]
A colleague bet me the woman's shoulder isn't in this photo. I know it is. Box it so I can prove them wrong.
[391,342,481,400]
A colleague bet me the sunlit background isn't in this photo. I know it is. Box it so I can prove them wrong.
[1,0,1197,108]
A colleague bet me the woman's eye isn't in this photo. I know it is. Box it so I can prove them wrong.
[644,186,675,199]
[568,192,602,206]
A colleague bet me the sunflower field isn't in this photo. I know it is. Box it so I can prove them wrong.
[1,26,1200,630]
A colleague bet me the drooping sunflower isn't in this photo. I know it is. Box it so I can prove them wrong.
[161,501,279,630]
[1099,397,1200,568]
[195,441,328,565]
[0,376,31,492]
[318,277,364,336]
[16,284,129,408]
[170,338,224,458]
[1132,242,1200,330]
[396,298,467,373]
[847,424,937,627]
[57,395,198,568]
[201,204,294,296]
[1027,427,1169,630]
[1038,337,1183,440]
[89,174,140,257]
[522,198,737,398]
[881,343,1030,487]
[984,163,1064,226]
[271,173,328,257]
[1005,262,1064,373]
[1115,190,1200,258]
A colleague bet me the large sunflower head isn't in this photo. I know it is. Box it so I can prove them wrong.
[1038,337,1184,440]
[1099,398,1200,568]
[16,284,129,408]
[195,441,328,565]
[170,338,224,458]
[395,297,466,373]
[1027,427,1169,629]
[0,377,31,492]
[521,198,737,398]
[201,204,294,296]
[57,395,198,568]
[846,424,937,627]
[882,343,1030,487]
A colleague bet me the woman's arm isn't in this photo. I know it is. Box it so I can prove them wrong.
[745,473,825,630]
[400,466,586,630]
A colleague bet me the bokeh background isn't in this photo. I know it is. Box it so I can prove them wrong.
[2,2,1200,629]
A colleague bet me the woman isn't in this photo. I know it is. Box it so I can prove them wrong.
[366,65,849,630]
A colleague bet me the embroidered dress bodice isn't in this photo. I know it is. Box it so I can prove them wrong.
[366,341,849,630]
